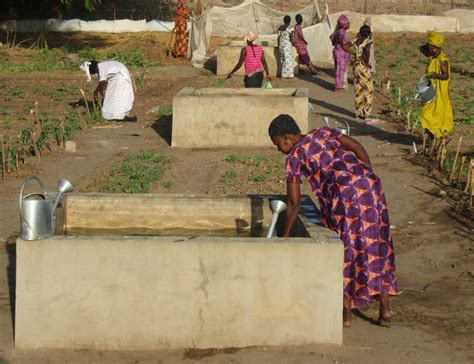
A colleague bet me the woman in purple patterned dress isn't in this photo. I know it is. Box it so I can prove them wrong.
[268,114,397,327]
[330,15,352,91]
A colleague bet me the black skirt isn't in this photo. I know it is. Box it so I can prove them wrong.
[244,71,264,88]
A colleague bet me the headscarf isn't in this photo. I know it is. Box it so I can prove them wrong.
[79,61,92,82]
[177,0,184,15]
[427,30,444,48]
[337,15,350,27]
[244,31,257,43]
[268,114,301,138]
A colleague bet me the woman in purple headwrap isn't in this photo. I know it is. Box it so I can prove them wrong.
[330,15,352,91]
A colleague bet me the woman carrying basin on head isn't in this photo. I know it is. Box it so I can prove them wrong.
[227,31,271,88]
[268,114,398,328]
[419,30,453,140]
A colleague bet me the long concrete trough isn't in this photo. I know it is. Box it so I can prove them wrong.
[172,87,309,148]
[15,194,342,350]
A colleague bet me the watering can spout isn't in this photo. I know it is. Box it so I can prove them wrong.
[265,200,287,238]
[52,179,74,215]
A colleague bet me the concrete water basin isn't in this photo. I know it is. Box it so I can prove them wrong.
[15,194,342,349]
[172,87,309,148]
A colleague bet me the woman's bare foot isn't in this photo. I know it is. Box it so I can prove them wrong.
[377,293,393,327]
[343,297,352,327]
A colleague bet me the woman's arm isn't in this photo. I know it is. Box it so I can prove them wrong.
[341,35,353,54]
[261,52,270,78]
[362,43,371,66]
[227,47,247,78]
[283,181,301,237]
[93,80,107,104]
[339,134,372,167]
[429,60,449,81]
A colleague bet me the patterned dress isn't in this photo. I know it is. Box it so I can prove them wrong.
[278,26,294,78]
[353,38,374,118]
[331,28,350,90]
[293,24,311,66]
[286,127,398,307]
[173,7,190,58]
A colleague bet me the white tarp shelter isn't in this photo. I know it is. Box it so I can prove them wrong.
[188,0,334,63]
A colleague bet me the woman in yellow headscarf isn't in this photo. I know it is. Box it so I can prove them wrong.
[419,31,453,138]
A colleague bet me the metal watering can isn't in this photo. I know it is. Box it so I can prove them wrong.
[402,75,436,106]
[19,176,74,240]
[323,116,350,135]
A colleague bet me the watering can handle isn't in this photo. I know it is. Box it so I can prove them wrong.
[420,74,430,82]
[19,176,48,217]
[343,120,350,135]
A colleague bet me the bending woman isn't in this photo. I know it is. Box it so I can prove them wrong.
[80,60,134,121]
[227,31,270,88]
[268,114,398,327]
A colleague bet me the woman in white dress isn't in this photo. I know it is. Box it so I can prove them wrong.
[278,15,295,79]
[80,60,134,121]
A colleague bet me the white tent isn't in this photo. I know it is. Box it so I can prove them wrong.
[189,0,334,63]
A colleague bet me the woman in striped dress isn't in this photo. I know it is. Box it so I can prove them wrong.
[353,25,374,119]
[227,31,271,88]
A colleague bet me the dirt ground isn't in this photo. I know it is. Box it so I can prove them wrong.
[0,32,473,363]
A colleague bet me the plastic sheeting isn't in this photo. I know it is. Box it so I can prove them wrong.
[0,18,175,33]
[329,11,459,33]
[444,9,474,33]
[189,0,333,62]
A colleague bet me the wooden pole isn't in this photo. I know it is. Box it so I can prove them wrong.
[422,131,427,155]
[1,138,5,181]
[465,159,472,194]
[470,159,474,209]
[440,146,447,171]
[449,136,462,181]
[406,110,411,131]
[457,156,466,184]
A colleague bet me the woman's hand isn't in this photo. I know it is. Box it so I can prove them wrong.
[284,181,301,237]
[226,72,233,79]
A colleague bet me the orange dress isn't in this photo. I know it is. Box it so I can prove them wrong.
[173,8,190,58]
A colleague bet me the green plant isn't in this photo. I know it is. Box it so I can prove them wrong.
[134,70,147,92]
[157,104,172,116]
[79,47,101,61]
[220,169,238,187]
[0,108,12,115]
[84,151,171,193]
[162,181,172,188]
[106,49,149,68]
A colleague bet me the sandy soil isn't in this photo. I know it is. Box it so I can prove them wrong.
[0,34,473,363]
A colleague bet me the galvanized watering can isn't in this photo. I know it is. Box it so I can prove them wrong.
[402,75,436,106]
[19,176,74,240]
[323,116,350,135]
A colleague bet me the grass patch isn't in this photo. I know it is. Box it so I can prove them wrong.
[84,151,171,193]
[214,153,285,194]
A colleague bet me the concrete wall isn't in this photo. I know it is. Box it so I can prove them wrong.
[172,87,309,148]
[16,194,343,350]
[16,237,342,349]
[216,42,298,77]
